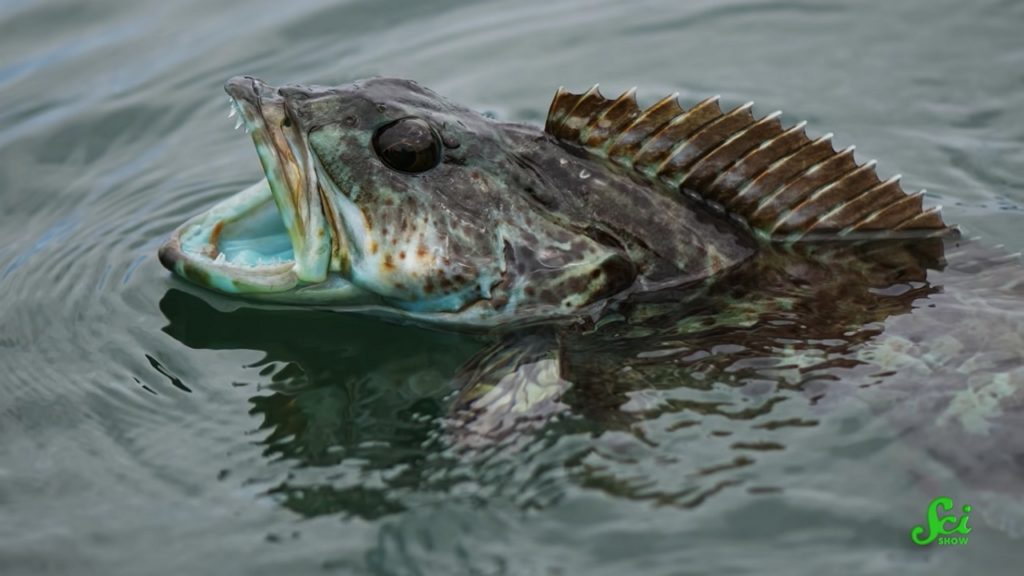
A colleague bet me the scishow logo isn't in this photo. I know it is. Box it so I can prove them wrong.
[911,497,972,546]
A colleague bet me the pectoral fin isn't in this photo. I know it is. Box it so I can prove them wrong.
[448,330,571,443]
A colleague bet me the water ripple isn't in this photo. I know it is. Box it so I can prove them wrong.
[1,0,1023,574]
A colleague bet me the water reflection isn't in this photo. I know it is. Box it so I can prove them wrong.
[159,290,482,519]
[155,237,1001,521]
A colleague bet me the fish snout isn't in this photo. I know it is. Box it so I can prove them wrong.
[224,76,281,105]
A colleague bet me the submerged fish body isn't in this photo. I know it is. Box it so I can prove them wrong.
[159,78,1024,521]
[160,77,1023,439]
[159,76,948,328]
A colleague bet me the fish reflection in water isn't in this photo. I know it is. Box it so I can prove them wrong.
[159,236,1024,529]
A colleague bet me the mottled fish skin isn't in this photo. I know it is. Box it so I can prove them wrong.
[156,77,1024,533]
[160,77,953,328]
[162,77,777,326]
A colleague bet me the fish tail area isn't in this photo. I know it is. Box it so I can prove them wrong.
[545,86,951,241]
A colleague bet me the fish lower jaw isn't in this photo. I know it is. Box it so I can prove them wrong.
[159,179,301,294]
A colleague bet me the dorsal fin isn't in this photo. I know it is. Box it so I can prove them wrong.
[545,85,949,240]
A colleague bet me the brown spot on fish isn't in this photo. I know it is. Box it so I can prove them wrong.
[383,253,395,271]
[417,244,428,258]
[370,240,378,255]
[210,221,225,248]
[399,251,406,259]
[565,274,588,294]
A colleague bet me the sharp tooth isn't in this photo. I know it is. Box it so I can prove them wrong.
[228,107,236,118]
[244,125,250,134]
[234,116,243,130]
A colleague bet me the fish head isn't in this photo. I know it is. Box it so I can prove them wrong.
[160,77,649,326]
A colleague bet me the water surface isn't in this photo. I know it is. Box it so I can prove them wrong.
[1,1,1023,574]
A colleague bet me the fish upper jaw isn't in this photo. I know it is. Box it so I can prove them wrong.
[224,76,331,283]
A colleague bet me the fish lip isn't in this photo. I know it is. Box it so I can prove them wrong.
[223,76,332,284]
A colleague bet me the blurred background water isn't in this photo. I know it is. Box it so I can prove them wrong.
[1,0,1022,574]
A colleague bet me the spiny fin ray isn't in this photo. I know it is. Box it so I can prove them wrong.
[545,87,949,239]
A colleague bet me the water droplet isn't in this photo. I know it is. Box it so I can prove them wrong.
[579,169,591,179]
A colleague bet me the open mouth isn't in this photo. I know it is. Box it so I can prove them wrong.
[158,77,334,294]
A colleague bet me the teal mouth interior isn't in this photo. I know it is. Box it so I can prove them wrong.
[214,191,295,267]
[177,179,296,271]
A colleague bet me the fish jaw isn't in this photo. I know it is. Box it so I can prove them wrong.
[159,77,342,297]
[158,178,380,304]
[223,75,332,283]
[158,179,300,293]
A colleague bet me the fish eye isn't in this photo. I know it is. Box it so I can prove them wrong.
[372,117,442,174]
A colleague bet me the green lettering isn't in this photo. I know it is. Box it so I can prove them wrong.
[911,497,958,546]
[954,505,972,535]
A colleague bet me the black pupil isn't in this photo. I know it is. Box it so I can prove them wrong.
[372,117,441,173]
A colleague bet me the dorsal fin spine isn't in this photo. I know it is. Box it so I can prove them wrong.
[777,159,881,235]
[579,87,638,149]
[556,85,603,138]
[833,175,902,234]
[631,95,717,162]
[756,143,857,222]
[770,145,864,230]
[733,133,827,205]
[656,102,756,187]
[705,120,807,197]
[544,86,948,237]
[680,110,784,191]
[607,92,679,151]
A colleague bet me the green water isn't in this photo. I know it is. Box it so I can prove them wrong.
[1,1,1023,574]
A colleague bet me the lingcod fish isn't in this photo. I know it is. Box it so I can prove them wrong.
[159,77,1024,533]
